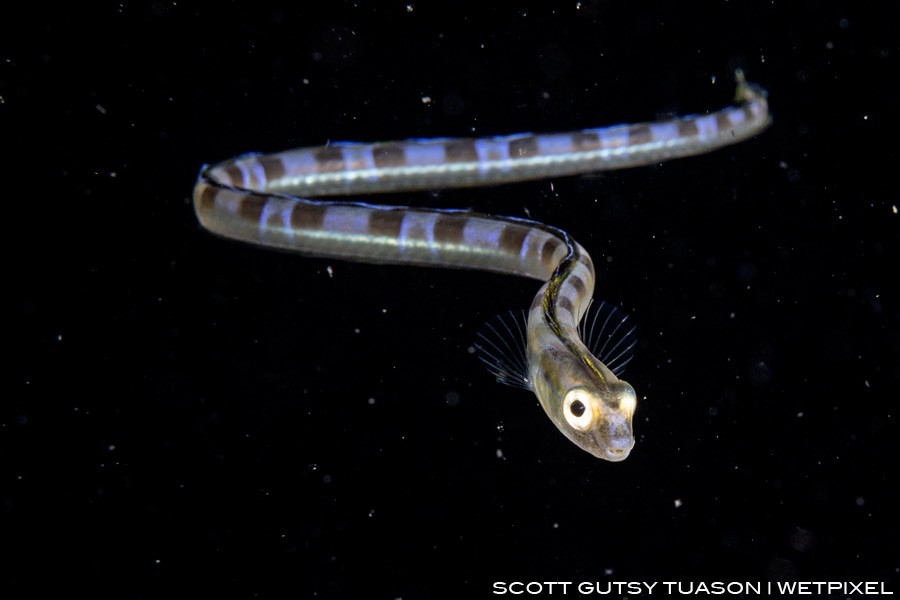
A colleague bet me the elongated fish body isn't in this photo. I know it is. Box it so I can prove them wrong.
[193,75,770,460]
[525,243,639,461]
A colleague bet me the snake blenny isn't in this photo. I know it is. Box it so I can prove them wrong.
[193,73,770,461]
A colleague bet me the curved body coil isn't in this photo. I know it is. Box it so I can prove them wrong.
[193,77,769,460]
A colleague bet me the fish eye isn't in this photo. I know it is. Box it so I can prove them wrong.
[563,389,594,431]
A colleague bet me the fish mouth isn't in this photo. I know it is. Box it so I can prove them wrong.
[596,433,635,462]
[602,446,632,462]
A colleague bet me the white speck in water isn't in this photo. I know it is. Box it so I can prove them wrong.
[367,397,376,405]
[326,265,333,278]
[674,499,683,508]
[496,449,504,459]
[421,96,431,104]
[797,412,804,418]
[856,496,865,507]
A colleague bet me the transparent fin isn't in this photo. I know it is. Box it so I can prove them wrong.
[579,300,637,376]
[474,310,532,390]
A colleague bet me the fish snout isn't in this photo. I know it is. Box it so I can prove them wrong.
[603,433,634,461]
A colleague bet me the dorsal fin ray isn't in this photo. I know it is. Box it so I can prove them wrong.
[579,300,637,376]
[473,310,532,390]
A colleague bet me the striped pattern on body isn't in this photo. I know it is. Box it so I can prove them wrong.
[206,77,769,198]
[194,179,594,335]
[192,76,770,461]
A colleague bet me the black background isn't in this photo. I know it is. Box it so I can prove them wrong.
[5,1,899,597]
